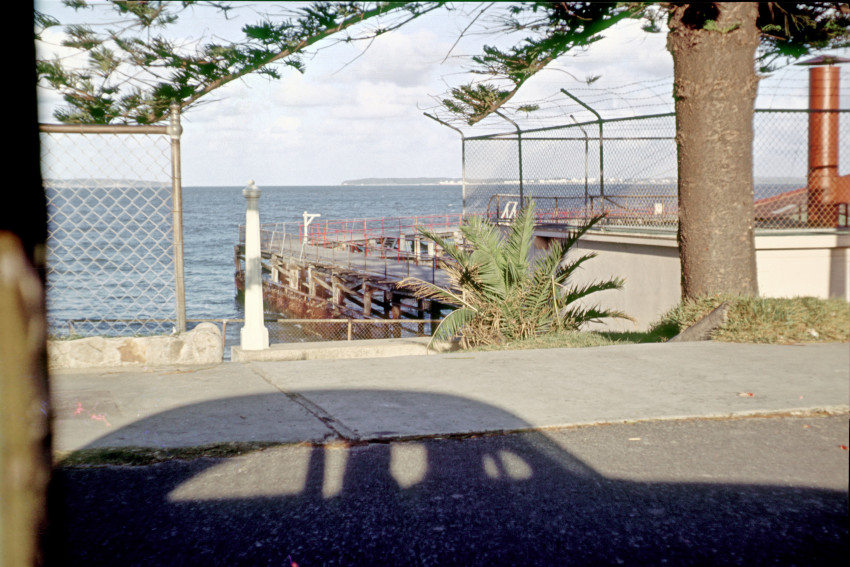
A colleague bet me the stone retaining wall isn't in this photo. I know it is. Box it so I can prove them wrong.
[48,322,223,370]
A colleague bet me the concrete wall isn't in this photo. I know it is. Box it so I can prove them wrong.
[48,322,224,370]
[756,233,849,300]
[533,228,850,332]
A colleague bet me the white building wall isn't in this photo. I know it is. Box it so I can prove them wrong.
[533,228,850,332]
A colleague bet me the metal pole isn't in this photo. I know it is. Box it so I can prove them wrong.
[424,113,466,217]
[562,90,604,205]
[518,130,524,207]
[302,211,321,245]
[571,114,590,217]
[220,319,227,354]
[168,103,186,333]
[462,138,467,218]
[598,120,604,203]
[495,111,524,208]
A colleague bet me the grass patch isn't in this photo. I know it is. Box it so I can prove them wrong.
[55,442,284,467]
[650,295,850,344]
[466,296,849,351]
[467,329,649,351]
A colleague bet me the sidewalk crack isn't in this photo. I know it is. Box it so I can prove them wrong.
[246,363,360,442]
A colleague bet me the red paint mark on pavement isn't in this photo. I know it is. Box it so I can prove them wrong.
[91,414,111,427]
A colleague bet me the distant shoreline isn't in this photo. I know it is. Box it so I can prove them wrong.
[340,176,806,186]
[341,177,462,186]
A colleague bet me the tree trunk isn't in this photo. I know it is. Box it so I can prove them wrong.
[2,7,53,560]
[0,235,51,567]
[667,2,760,300]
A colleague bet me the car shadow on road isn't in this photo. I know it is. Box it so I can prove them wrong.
[51,391,848,566]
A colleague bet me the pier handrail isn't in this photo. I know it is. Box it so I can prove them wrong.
[240,212,466,257]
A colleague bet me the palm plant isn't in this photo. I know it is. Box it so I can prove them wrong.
[399,203,628,348]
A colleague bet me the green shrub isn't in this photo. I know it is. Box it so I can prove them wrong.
[400,203,628,348]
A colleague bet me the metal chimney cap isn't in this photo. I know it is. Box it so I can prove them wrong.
[795,54,850,66]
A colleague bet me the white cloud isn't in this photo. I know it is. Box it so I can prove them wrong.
[271,73,343,108]
[270,115,302,133]
[327,29,454,88]
[325,82,423,120]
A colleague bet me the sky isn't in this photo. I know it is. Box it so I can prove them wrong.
[35,1,849,187]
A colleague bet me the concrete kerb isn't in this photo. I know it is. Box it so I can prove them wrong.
[47,325,458,370]
[231,337,459,362]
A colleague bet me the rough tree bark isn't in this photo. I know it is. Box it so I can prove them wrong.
[2,3,52,561]
[667,2,761,300]
[0,235,51,567]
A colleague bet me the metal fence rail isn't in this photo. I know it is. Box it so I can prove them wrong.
[237,229,450,286]
[40,106,186,337]
[273,318,440,342]
[250,213,464,256]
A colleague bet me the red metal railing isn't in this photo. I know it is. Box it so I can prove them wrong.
[254,213,466,260]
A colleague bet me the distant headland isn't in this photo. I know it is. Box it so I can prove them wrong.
[341,177,462,186]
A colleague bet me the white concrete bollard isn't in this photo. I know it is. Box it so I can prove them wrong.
[241,180,269,350]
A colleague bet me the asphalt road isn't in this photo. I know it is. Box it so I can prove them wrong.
[50,414,848,566]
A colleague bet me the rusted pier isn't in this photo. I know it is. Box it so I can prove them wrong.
[235,214,462,335]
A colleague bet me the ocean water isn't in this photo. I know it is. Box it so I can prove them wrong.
[45,184,463,352]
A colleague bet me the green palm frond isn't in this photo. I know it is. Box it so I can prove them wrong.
[502,203,536,286]
[559,277,625,307]
[463,216,510,300]
[430,306,477,346]
[397,275,473,311]
[419,228,467,264]
[398,205,628,348]
[560,303,631,328]
[550,252,598,286]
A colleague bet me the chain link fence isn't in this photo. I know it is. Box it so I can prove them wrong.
[462,109,849,230]
[753,109,849,228]
[270,318,439,342]
[40,112,186,338]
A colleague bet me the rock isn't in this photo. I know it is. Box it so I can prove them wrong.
[668,301,730,342]
[48,322,224,370]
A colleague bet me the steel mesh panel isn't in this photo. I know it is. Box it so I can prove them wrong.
[267,319,438,343]
[519,137,600,221]
[462,110,849,230]
[41,131,177,337]
[753,110,850,228]
[464,138,521,217]
[595,116,678,227]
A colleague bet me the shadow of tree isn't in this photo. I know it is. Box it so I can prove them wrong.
[52,392,847,566]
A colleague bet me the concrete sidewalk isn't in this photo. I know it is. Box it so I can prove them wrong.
[50,341,850,454]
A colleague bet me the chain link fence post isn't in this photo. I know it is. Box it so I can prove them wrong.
[168,104,187,333]
[40,121,186,337]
